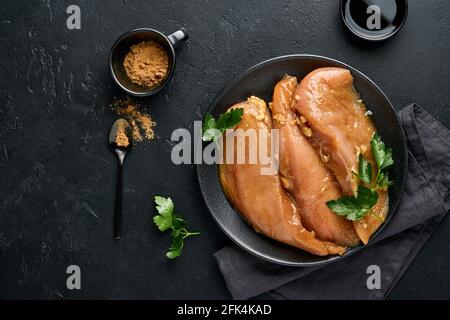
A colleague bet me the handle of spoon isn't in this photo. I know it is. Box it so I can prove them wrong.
[114,162,123,240]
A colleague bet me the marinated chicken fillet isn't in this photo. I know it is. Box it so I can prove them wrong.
[271,75,360,247]
[219,96,346,256]
[292,67,389,243]
[353,191,389,244]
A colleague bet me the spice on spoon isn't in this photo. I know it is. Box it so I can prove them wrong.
[115,124,130,147]
[123,41,169,88]
[112,98,156,143]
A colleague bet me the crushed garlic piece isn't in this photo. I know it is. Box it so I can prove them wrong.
[255,113,265,121]
[280,176,291,190]
[320,148,330,163]
[355,146,361,157]
[301,126,312,137]
[360,144,367,154]
[273,113,286,124]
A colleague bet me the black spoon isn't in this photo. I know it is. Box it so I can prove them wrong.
[109,118,132,240]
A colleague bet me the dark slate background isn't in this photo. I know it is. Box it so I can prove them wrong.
[0,0,449,299]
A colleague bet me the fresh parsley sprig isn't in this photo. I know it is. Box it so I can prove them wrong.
[327,185,378,221]
[371,133,394,189]
[153,196,200,259]
[202,108,244,142]
[357,154,372,185]
[326,133,394,221]
[357,133,394,191]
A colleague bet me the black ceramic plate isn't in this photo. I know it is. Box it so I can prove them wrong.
[197,55,407,267]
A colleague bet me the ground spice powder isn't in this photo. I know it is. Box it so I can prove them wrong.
[115,126,129,147]
[112,98,155,143]
[123,41,169,88]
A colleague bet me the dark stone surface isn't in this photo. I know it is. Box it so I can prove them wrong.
[0,0,448,299]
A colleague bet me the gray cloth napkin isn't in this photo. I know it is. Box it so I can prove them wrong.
[214,104,450,300]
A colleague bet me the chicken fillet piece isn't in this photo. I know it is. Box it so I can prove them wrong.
[292,68,389,243]
[271,75,360,247]
[219,96,346,256]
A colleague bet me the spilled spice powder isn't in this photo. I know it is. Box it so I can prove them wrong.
[123,41,169,88]
[112,98,155,143]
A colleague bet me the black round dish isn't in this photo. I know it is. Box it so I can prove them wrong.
[340,0,408,41]
[109,28,188,97]
[197,54,408,267]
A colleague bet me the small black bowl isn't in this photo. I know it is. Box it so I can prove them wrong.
[109,28,188,97]
[340,0,408,41]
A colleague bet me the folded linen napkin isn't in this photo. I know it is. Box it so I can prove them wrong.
[214,104,450,300]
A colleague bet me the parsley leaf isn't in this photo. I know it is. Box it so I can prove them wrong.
[203,113,216,130]
[153,196,174,231]
[167,231,184,259]
[202,113,221,142]
[326,196,362,220]
[327,186,378,221]
[371,133,394,171]
[371,133,394,190]
[328,134,394,221]
[217,108,244,130]
[153,196,200,259]
[376,171,393,189]
[381,148,394,171]
[202,108,244,142]
[358,154,372,184]
[357,185,379,208]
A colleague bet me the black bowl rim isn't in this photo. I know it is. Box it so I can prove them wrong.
[339,0,409,42]
[108,28,176,97]
[196,54,408,267]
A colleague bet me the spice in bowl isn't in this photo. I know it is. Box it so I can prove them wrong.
[123,41,169,88]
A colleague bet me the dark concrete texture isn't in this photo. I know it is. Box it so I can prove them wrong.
[0,0,449,299]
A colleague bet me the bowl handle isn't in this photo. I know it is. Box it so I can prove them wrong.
[168,28,189,48]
